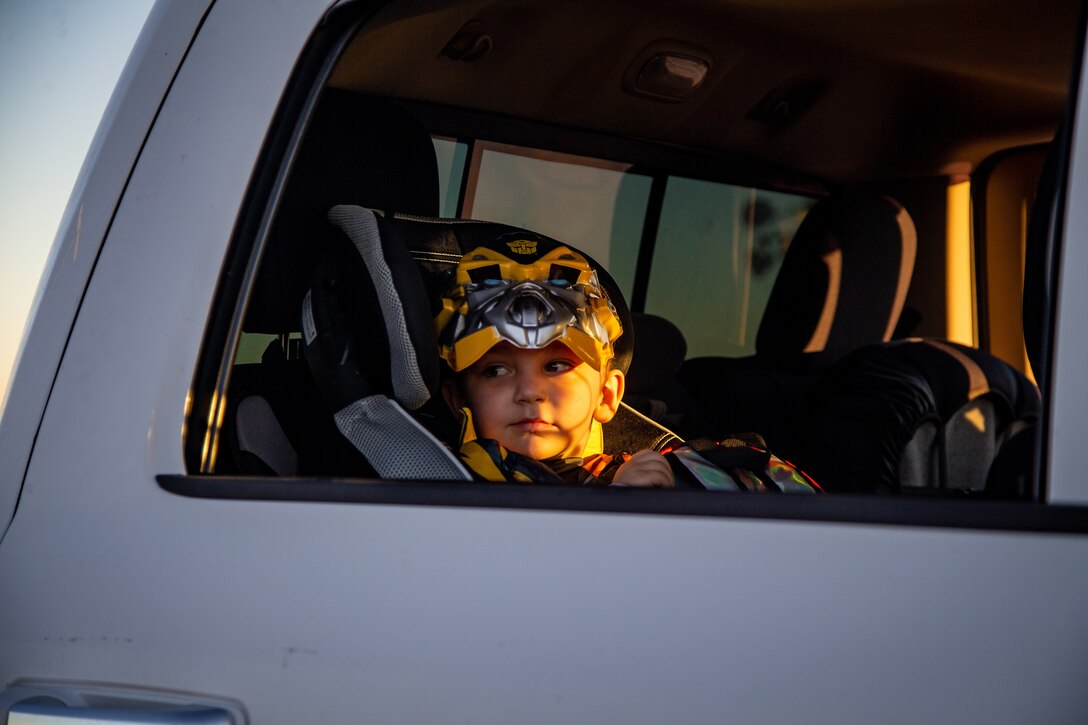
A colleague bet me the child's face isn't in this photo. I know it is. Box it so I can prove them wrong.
[445,341,624,460]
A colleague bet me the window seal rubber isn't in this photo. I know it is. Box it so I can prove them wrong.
[158,474,1088,534]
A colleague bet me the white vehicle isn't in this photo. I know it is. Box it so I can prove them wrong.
[3,0,1088,722]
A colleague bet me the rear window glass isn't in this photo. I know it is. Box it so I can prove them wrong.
[644,178,814,357]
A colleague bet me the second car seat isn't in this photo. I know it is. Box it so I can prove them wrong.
[678,191,917,461]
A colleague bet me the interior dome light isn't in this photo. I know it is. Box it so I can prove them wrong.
[635,53,710,100]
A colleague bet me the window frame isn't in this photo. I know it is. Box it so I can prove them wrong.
[172,0,1088,534]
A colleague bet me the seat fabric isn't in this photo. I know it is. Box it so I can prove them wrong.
[624,312,700,435]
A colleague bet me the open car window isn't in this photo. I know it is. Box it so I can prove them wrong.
[172,0,1085,527]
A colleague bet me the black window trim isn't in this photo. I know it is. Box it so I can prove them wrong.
[158,474,1088,535]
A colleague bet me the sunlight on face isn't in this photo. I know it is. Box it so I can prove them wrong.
[455,342,619,460]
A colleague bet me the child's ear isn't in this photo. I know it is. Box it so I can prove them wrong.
[593,368,625,423]
[440,377,466,416]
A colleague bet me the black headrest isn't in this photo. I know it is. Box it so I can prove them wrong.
[625,312,687,394]
[246,92,440,333]
[757,192,916,361]
[303,207,634,414]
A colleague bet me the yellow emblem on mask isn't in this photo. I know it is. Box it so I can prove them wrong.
[506,240,537,255]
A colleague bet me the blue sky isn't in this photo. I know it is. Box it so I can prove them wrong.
[0,0,153,410]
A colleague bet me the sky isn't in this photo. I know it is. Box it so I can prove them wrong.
[0,0,153,412]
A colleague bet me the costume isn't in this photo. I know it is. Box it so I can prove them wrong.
[457,434,819,492]
[453,408,819,492]
[458,437,625,486]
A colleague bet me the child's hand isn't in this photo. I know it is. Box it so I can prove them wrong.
[612,449,674,488]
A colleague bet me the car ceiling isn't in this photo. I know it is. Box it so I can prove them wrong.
[330,0,1080,183]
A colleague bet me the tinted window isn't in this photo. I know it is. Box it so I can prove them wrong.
[644,177,814,357]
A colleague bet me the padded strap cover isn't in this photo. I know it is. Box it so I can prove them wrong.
[607,403,682,454]
[334,395,471,480]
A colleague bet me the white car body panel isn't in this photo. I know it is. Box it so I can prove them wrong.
[0,0,215,537]
[1,1,1087,723]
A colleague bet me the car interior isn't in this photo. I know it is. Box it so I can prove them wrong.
[194,0,1083,499]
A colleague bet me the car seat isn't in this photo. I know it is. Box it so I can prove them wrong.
[677,191,917,461]
[623,312,701,436]
[301,206,682,480]
[803,109,1069,496]
[800,338,1040,493]
[222,91,441,475]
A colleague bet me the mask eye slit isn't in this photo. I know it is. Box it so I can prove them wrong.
[548,264,581,285]
[468,264,503,285]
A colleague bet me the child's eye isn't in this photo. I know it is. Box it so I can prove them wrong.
[482,364,511,378]
[544,359,574,374]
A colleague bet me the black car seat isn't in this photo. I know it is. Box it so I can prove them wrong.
[802,108,1069,496]
[222,91,441,475]
[301,206,681,480]
[623,312,701,435]
[800,338,1040,493]
[677,191,917,461]
[795,133,1065,496]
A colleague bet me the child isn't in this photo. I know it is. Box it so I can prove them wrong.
[434,235,673,487]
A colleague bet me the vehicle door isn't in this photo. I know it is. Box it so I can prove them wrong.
[2,1,1088,724]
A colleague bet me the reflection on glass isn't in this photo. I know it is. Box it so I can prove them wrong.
[646,177,814,358]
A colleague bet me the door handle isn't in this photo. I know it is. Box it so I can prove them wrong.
[1,682,245,724]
